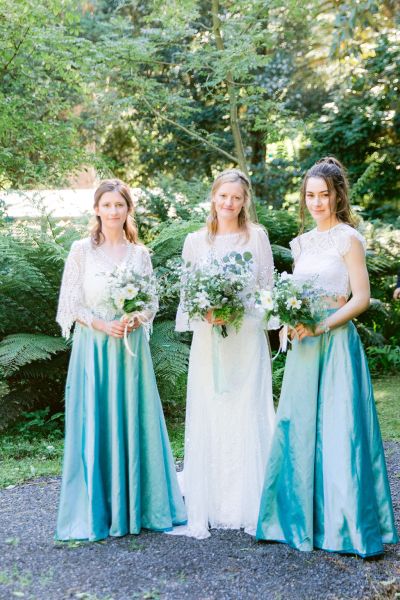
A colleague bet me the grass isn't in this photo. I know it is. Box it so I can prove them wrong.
[0,434,64,488]
[0,375,398,490]
[373,375,400,441]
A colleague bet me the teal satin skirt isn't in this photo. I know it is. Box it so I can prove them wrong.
[55,324,186,541]
[256,318,398,557]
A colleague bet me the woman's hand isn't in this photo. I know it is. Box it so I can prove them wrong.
[121,315,141,331]
[205,309,226,326]
[291,323,323,342]
[103,320,127,338]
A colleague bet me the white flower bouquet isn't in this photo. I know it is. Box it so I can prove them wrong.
[107,265,157,354]
[255,271,328,351]
[181,251,254,337]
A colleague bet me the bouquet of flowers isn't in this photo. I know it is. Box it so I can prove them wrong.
[255,271,328,353]
[181,251,254,337]
[107,265,157,354]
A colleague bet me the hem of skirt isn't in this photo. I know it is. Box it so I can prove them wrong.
[143,519,188,532]
[54,530,139,542]
[256,535,312,552]
[54,519,188,542]
[256,535,389,558]
[314,543,384,559]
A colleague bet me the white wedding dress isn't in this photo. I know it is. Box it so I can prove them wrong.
[172,225,276,539]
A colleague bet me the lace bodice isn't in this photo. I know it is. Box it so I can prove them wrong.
[176,225,274,331]
[290,223,367,299]
[57,238,157,339]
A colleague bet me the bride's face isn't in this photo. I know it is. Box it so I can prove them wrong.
[213,181,245,223]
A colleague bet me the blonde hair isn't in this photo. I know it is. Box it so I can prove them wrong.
[207,168,253,240]
[299,157,356,234]
[91,179,139,246]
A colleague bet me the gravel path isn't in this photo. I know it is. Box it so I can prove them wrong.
[0,442,399,600]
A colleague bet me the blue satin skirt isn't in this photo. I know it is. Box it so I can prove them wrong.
[55,324,186,541]
[256,318,398,557]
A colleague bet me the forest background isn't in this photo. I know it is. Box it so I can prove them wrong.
[0,0,399,486]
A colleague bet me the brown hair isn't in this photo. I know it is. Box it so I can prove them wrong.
[299,157,356,233]
[207,168,253,240]
[91,179,138,246]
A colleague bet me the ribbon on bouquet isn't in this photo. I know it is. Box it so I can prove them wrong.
[211,328,232,394]
[271,324,293,362]
[120,312,147,357]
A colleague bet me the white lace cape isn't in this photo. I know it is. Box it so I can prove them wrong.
[56,238,157,339]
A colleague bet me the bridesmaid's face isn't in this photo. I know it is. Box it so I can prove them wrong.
[213,181,245,223]
[305,177,337,226]
[95,191,129,229]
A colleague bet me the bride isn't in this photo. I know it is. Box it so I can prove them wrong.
[174,168,275,539]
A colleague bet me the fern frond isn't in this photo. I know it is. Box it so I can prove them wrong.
[0,334,67,376]
[149,221,203,267]
[366,251,397,276]
[150,321,190,405]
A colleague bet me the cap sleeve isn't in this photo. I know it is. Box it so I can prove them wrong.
[333,226,367,257]
[289,236,301,262]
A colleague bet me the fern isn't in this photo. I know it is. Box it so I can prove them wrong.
[270,244,293,271]
[257,205,299,246]
[0,334,67,376]
[150,321,190,409]
[366,250,397,277]
[149,221,203,267]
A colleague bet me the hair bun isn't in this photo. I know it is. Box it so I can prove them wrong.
[317,156,344,170]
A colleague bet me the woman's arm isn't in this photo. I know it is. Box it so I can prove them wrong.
[176,234,195,331]
[56,241,94,339]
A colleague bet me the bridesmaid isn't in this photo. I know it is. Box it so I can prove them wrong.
[256,157,398,557]
[174,168,276,539]
[55,179,186,541]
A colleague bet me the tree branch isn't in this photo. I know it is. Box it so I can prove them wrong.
[141,95,238,163]
[0,27,31,78]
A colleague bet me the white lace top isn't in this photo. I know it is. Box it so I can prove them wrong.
[290,223,367,299]
[176,224,274,332]
[56,238,157,339]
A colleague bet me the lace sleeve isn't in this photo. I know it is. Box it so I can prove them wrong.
[175,234,194,332]
[56,240,94,339]
[333,227,367,257]
[289,236,301,263]
[140,247,159,335]
[255,227,274,290]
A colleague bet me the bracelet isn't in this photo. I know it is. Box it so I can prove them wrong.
[321,320,330,334]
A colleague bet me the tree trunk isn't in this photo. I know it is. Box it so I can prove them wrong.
[250,131,268,203]
[211,0,257,221]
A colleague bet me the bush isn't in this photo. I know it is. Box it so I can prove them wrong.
[0,215,80,429]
